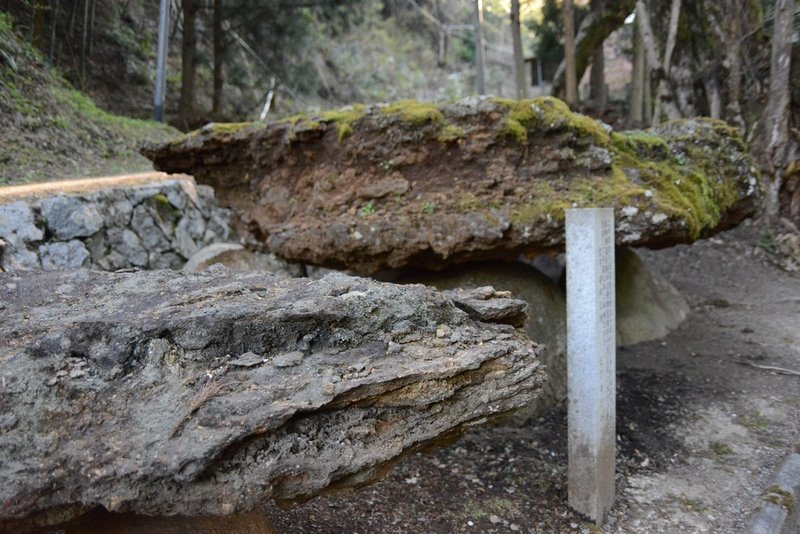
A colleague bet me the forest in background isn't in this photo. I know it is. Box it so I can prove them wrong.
[0,0,799,226]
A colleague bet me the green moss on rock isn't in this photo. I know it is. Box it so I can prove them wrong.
[321,105,365,141]
[492,96,610,146]
[381,100,444,125]
[437,124,465,143]
[764,486,794,512]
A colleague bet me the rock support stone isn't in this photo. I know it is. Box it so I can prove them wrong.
[0,269,544,531]
[143,97,760,274]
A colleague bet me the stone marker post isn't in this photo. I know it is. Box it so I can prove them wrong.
[566,208,616,523]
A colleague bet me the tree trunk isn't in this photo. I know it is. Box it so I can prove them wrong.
[88,0,95,57]
[511,0,527,99]
[724,0,744,130]
[212,0,224,116]
[32,0,46,48]
[630,22,644,124]
[590,45,606,112]
[758,0,793,221]
[436,0,447,67]
[473,0,487,95]
[551,0,635,98]
[563,0,577,106]
[636,0,681,125]
[643,50,652,125]
[48,0,59,63]
[79,0,89,87]
[705,77,721,119]
[589,0,606,113]
[180,0,198,128]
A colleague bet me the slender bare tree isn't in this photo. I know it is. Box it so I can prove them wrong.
[179,0,198,127]
[511,0,527,99]
[212,0,224,116]
[589,0,606,113]
[563,0,577,105]
[757,0,793,221]
[635,0,681,125]
[629,22,645,124]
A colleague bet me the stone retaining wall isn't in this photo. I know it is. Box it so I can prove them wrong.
[0,179,232,272]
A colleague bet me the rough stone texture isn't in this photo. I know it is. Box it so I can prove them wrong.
[0,201,43,244]
[401,263,566,420]
[399,250,689,422]
[746,453,800,534]
[0,268,545,531]
[39,240,90,271]
[40,195,104,240]
[183,243,304,277]
[0,179,233,272]
[615,248,689,346]
[144,97,760,275]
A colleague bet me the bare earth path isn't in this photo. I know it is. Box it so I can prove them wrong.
[266,222,800,533]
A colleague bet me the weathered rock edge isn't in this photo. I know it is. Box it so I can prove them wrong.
[0,269,544,530]
[143,96,760,274]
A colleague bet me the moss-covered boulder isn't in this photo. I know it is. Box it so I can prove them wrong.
[143,97,760,274]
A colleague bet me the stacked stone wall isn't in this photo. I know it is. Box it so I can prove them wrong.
[0,179,232,272]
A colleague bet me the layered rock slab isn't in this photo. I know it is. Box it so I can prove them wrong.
[0,269,544,530]
[143,97,760,274]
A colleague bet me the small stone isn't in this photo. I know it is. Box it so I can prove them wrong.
[40,240,91,271]
[489,514,502,524]
[174,217,199,259]
[228,352,264,368]
[41,196,104,240]
[510,524,520,531]
[273,351,304,368]
[621,206,639,218]
[0,201,43,244]
[651,213,668,224]
[466,520,474,527]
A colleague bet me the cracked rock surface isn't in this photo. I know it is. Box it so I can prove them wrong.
[0,269,544,531]
[144,97,759,274]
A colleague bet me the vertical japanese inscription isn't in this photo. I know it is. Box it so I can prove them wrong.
[566,208,616,524]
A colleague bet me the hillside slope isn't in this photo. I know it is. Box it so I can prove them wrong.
[0,14,177,185]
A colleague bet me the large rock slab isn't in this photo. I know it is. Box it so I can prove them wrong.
[0,269,544,531]
[143,97,760,274]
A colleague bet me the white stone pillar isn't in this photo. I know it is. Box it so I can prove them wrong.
[566,207,616,523]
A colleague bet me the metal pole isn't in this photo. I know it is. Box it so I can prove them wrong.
[153,0,170,122]
[473,0,486,95]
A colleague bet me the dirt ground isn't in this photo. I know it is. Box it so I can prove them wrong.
[265,220,800,533]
